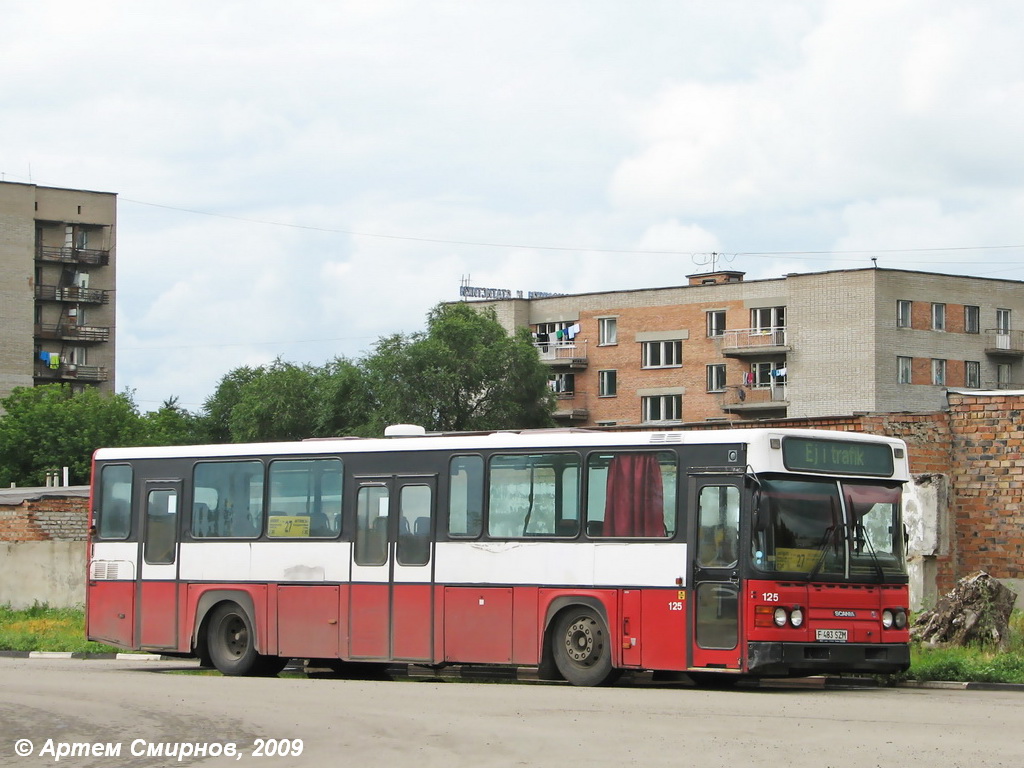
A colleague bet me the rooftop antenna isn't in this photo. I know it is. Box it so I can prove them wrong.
[692,251,735,272]
[871,257,878,269]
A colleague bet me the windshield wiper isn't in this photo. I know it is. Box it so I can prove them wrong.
[852,522,885,582]
[806,523,841,581]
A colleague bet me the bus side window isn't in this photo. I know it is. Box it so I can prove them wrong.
[448,455,483,538]
[192,461,263,539]
[586,452,675,538]
[98,464,133,540]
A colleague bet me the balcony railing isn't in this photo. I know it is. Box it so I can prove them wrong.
[36,245,110,266]
[534,339,588,368]
[718,327,789,355]
[984,329,1024,356]
[35,284,110,304]
[35,323,111,342]
[34,363,109,382]
[983,380,1024,390]
[721,383,789,411]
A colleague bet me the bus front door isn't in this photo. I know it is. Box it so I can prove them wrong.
[688,478,743,670]
[136,479,182,650]
[349,476,435,662]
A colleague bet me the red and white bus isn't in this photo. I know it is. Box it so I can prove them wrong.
[86,426,911,685]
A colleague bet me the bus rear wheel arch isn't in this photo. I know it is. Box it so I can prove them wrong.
[550,605,622,687]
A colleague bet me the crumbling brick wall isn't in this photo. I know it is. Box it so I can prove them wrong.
[0,493,89,542]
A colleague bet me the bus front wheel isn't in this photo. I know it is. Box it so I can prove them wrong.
[207,603,260,676]
[552,607,621,687]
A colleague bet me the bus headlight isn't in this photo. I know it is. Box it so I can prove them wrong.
[881,609,894,629]
[894,609,908,629]
[789,607,804,628]
[774,607,788,627]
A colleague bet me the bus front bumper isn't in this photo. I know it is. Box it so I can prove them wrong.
[747,641,911,676]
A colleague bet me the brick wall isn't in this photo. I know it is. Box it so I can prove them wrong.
[0,493,90,542]
[945,392,1024,587]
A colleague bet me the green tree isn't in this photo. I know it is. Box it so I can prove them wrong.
[361,302,554,433]
[200,365,265,443]
[0,384,144,486]
[202,357,371,443]
[140,397,204,446]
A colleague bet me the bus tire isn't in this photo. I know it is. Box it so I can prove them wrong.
[207,603,260,676]
[552,607,621,687]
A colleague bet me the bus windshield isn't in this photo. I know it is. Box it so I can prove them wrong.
[751,476,906,580]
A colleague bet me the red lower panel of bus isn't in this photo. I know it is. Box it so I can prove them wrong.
[278,585,341,658]
[87,580,135,648]
[138,581,178,648]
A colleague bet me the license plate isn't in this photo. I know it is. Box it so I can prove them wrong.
[816,629,848,643]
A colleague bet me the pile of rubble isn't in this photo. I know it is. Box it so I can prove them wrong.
[911,571,1018,649]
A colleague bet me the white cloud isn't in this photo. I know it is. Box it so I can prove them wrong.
[5,0,1024,411]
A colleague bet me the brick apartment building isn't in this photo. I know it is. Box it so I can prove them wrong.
[0,181,117,403]
[477,268,1024,427]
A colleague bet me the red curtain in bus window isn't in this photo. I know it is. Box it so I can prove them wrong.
[604,453,665,537]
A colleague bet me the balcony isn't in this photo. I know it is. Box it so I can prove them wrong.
[34,362,109,383]
[535,339,588,369]
[35,284,110,304]
[35,323,111,343]
[721,383,789,413]
[984,329,1024,357]
[718,328,789,357]
[36,245,110,267]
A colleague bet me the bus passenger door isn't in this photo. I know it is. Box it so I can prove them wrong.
[137,480,181,649]
[688,478,743,670]
[349,476,435,661]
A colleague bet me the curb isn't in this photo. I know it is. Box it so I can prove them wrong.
[0,650,169,661]
[3,653,1024,691]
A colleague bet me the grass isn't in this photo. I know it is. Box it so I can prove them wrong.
[4,604,1024,684]
[0,603,122,654]
[890,611,1024,685]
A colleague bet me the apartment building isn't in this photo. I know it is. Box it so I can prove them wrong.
[477,268,1024,426]
[0,181,116,402]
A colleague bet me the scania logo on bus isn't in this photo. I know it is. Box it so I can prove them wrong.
[834,610,856,617]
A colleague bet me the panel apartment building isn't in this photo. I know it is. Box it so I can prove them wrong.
[478,268,1024,427]
[0,181,116,402]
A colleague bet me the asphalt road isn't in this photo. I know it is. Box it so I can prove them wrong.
[1,657,1021,768]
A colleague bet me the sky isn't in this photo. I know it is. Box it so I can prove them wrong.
[5,1,1024,412]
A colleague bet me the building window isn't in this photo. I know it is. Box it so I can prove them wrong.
[965,361,981,389]
[965,306,980,334]
[642,394,682,423]
[997,308,1012,334]
[896,300,912,328]
[641,340,682,368]
[997,363,1012,387]
[751,306,785,333]
[598,369,617,397]
[598,317,617,345]
[548,373,575,395]
[931,303,946,331]
[932,359,946,386]
[751,362,786,387]
[706,364,726,392]
[897,356,912,384]
[706,310,726,337]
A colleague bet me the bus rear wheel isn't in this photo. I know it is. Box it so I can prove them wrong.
[207,603,260,676]
[552,607,621,687]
